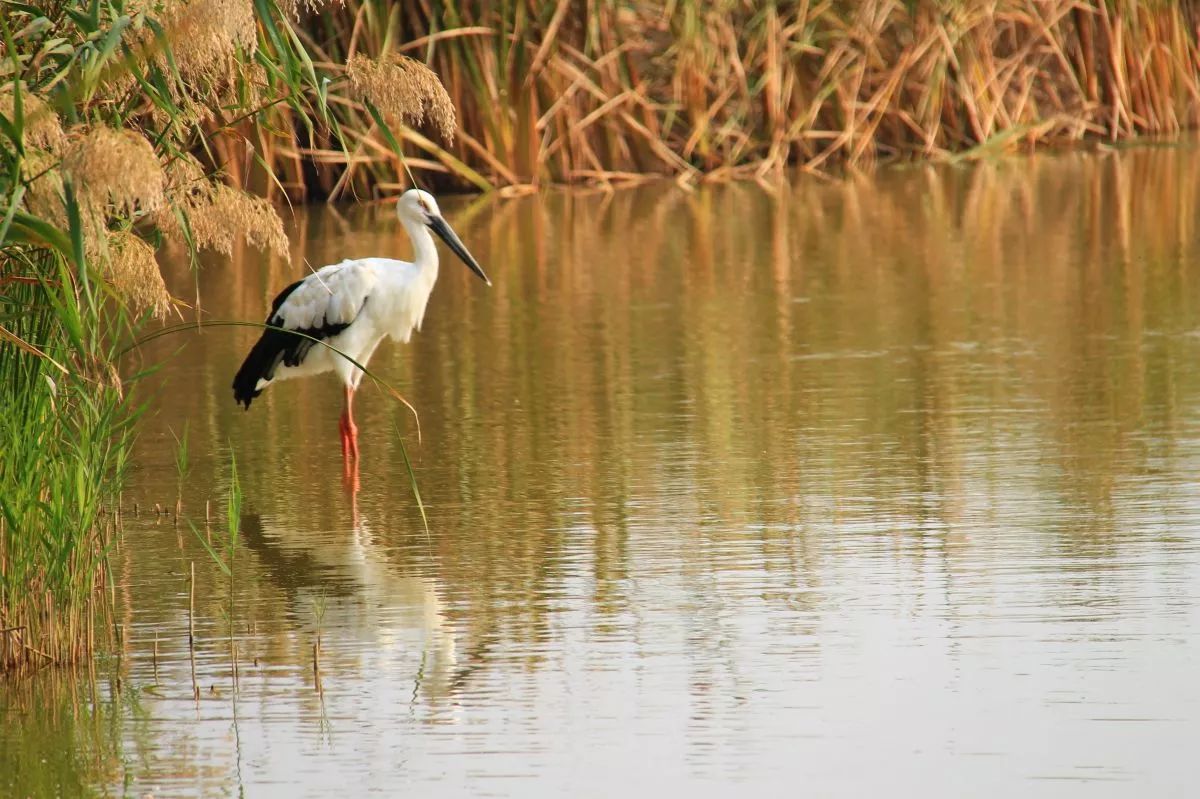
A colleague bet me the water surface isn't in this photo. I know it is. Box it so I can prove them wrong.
[5,148,1200,797]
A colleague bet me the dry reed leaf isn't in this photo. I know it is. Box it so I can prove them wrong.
[62,127,166,217]
[102,231,172,319]
[279,0,343,19]
[346,54,457,143]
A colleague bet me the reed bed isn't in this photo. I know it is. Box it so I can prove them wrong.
[0,0,310,674]
[0,267,132,673]
[2,1,222,674]
[270,0,1200,194]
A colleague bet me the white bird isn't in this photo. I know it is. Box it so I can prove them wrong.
[232,189,490,463]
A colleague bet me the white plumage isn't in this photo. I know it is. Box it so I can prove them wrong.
[232,189,490,463]
[253,258,409,390]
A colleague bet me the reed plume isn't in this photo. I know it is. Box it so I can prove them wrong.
[62,127,165,217]
[157,156,290,260]
[157,0,257,85]
[279,0,340,19]
[20,149,66,225]
[0,87,64,152]
[346,54,457,143]
[187,184,290,259]
[100,231,172,319]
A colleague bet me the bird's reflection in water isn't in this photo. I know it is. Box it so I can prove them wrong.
[342,449,359,497]
[239,483,458,704]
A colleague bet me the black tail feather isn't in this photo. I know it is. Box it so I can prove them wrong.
[232,278,356,409]
[232,330,288,409]
[233,279,306,409]
[231,320,355,409]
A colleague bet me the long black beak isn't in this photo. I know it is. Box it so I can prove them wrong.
[428,216,491,286]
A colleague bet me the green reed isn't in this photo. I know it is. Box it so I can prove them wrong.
[184,446,243,696]
[0,259,136,672]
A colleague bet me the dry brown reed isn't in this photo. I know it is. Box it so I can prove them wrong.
[274,0,1200,193]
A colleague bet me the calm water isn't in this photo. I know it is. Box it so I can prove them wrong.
[5,149,1200,797]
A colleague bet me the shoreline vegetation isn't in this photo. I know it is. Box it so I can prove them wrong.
[280,0,1200,196]
[3,0,1200,674]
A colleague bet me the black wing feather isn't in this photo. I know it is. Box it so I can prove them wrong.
[231,279,360,410]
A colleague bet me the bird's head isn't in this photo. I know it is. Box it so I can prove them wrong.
[397,189,491,286]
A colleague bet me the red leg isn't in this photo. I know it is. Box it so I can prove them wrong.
[338,385,360,497]
[340,385,359,461]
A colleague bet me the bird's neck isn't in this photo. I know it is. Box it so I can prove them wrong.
[404,218,440,277]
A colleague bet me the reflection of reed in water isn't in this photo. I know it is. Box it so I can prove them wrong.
[0,673,126,798]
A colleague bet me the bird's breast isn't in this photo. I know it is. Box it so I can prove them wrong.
[367,285,433,344]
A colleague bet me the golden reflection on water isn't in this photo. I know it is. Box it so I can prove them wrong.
[6,147,1200,796]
